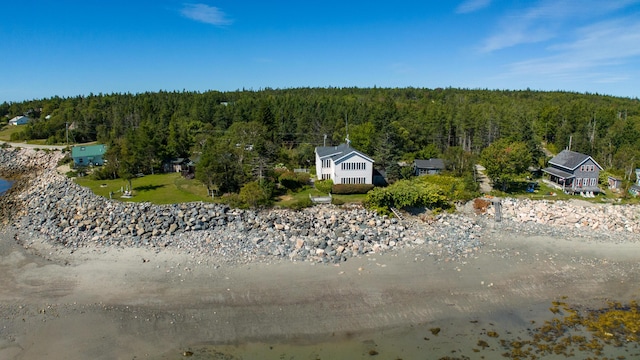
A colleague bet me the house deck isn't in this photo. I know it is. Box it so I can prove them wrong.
[542,179,600,194]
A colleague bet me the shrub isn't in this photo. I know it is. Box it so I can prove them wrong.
[365,179,449,213]
[259,180,275,201]
[315,179,333,194]
[273,167,288,179]
[295,171,310,184]
[240,181,271,208]
[279,170,309,191]
[473,198,491,214]
[90,166,116,180]
[289,196,314,210]
[57,154,73,166]
[221,193,244,208]
[417,174,479,202]
[331,184,374,194]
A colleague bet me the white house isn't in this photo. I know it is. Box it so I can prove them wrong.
[315,142,374,185]
[8,115,30,125]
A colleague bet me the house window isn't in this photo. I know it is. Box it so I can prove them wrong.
[576,178,582,187]
[323,159,331,168]
[590,178,597,186]
[341,162,366,171]
[341,177,366,184]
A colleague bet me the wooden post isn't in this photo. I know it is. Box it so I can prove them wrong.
[493,199,502,222]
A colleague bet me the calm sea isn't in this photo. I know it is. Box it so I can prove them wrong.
[154,300,640,360]
[0,178,12,195]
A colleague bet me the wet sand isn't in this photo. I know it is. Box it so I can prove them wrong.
[1,223,639,359]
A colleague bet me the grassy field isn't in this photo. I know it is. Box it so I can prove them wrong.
[75,173,213,204]
[0,125,28,142]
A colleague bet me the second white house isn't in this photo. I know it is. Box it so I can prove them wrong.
[315,142,374,185]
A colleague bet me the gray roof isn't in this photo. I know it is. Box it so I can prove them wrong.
[414,158,445,170]
[542,166,574,179]
[548,150,602,170]
[315,143,374,163]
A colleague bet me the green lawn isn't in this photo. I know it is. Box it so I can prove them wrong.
[75,173,213,204]
[489,179,640,204]
[75,173,368,207]
[274,186,367,208]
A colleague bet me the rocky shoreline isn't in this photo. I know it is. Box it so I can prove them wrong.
[1,147,638,265]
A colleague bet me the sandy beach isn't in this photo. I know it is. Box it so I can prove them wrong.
[1,220,640,359]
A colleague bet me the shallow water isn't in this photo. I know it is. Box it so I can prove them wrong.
[0,178,12,195]
[155,300,640,359]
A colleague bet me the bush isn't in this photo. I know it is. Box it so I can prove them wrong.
[331,184,374,194]
[473,198,491,214]
[57,154,73,166]
[90,166,116,180]
[279,171,309,191]
[240,181,271,208]
[315,179,333,194]
[273,167,288,179]
[416,174,479,202]
[365,179,449,213]
[289,196,314,210]
[221,193,244,208]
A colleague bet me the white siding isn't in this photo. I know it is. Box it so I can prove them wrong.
[334,154,373,185]
[315,153,334,181]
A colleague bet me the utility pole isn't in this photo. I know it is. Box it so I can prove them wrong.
[345,114,350,145]
[590,113,596,150]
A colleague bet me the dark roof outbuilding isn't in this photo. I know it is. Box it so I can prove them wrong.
[414,158,445,170]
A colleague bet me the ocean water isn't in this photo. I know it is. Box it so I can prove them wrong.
[154,300,640,360]
[0,178,12,195]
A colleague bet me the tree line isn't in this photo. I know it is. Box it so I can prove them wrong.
[2,87,639,192]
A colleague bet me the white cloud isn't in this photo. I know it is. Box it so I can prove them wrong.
[479,0,640,53]
[180,3,232,26]
[504,17,640,84]
[456,0,491,14]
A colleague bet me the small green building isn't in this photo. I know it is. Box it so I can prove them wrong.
[71,144,107,166]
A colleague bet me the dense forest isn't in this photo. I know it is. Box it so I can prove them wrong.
[2,87,639,193]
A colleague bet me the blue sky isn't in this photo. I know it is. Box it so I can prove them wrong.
[2,0,640,102]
